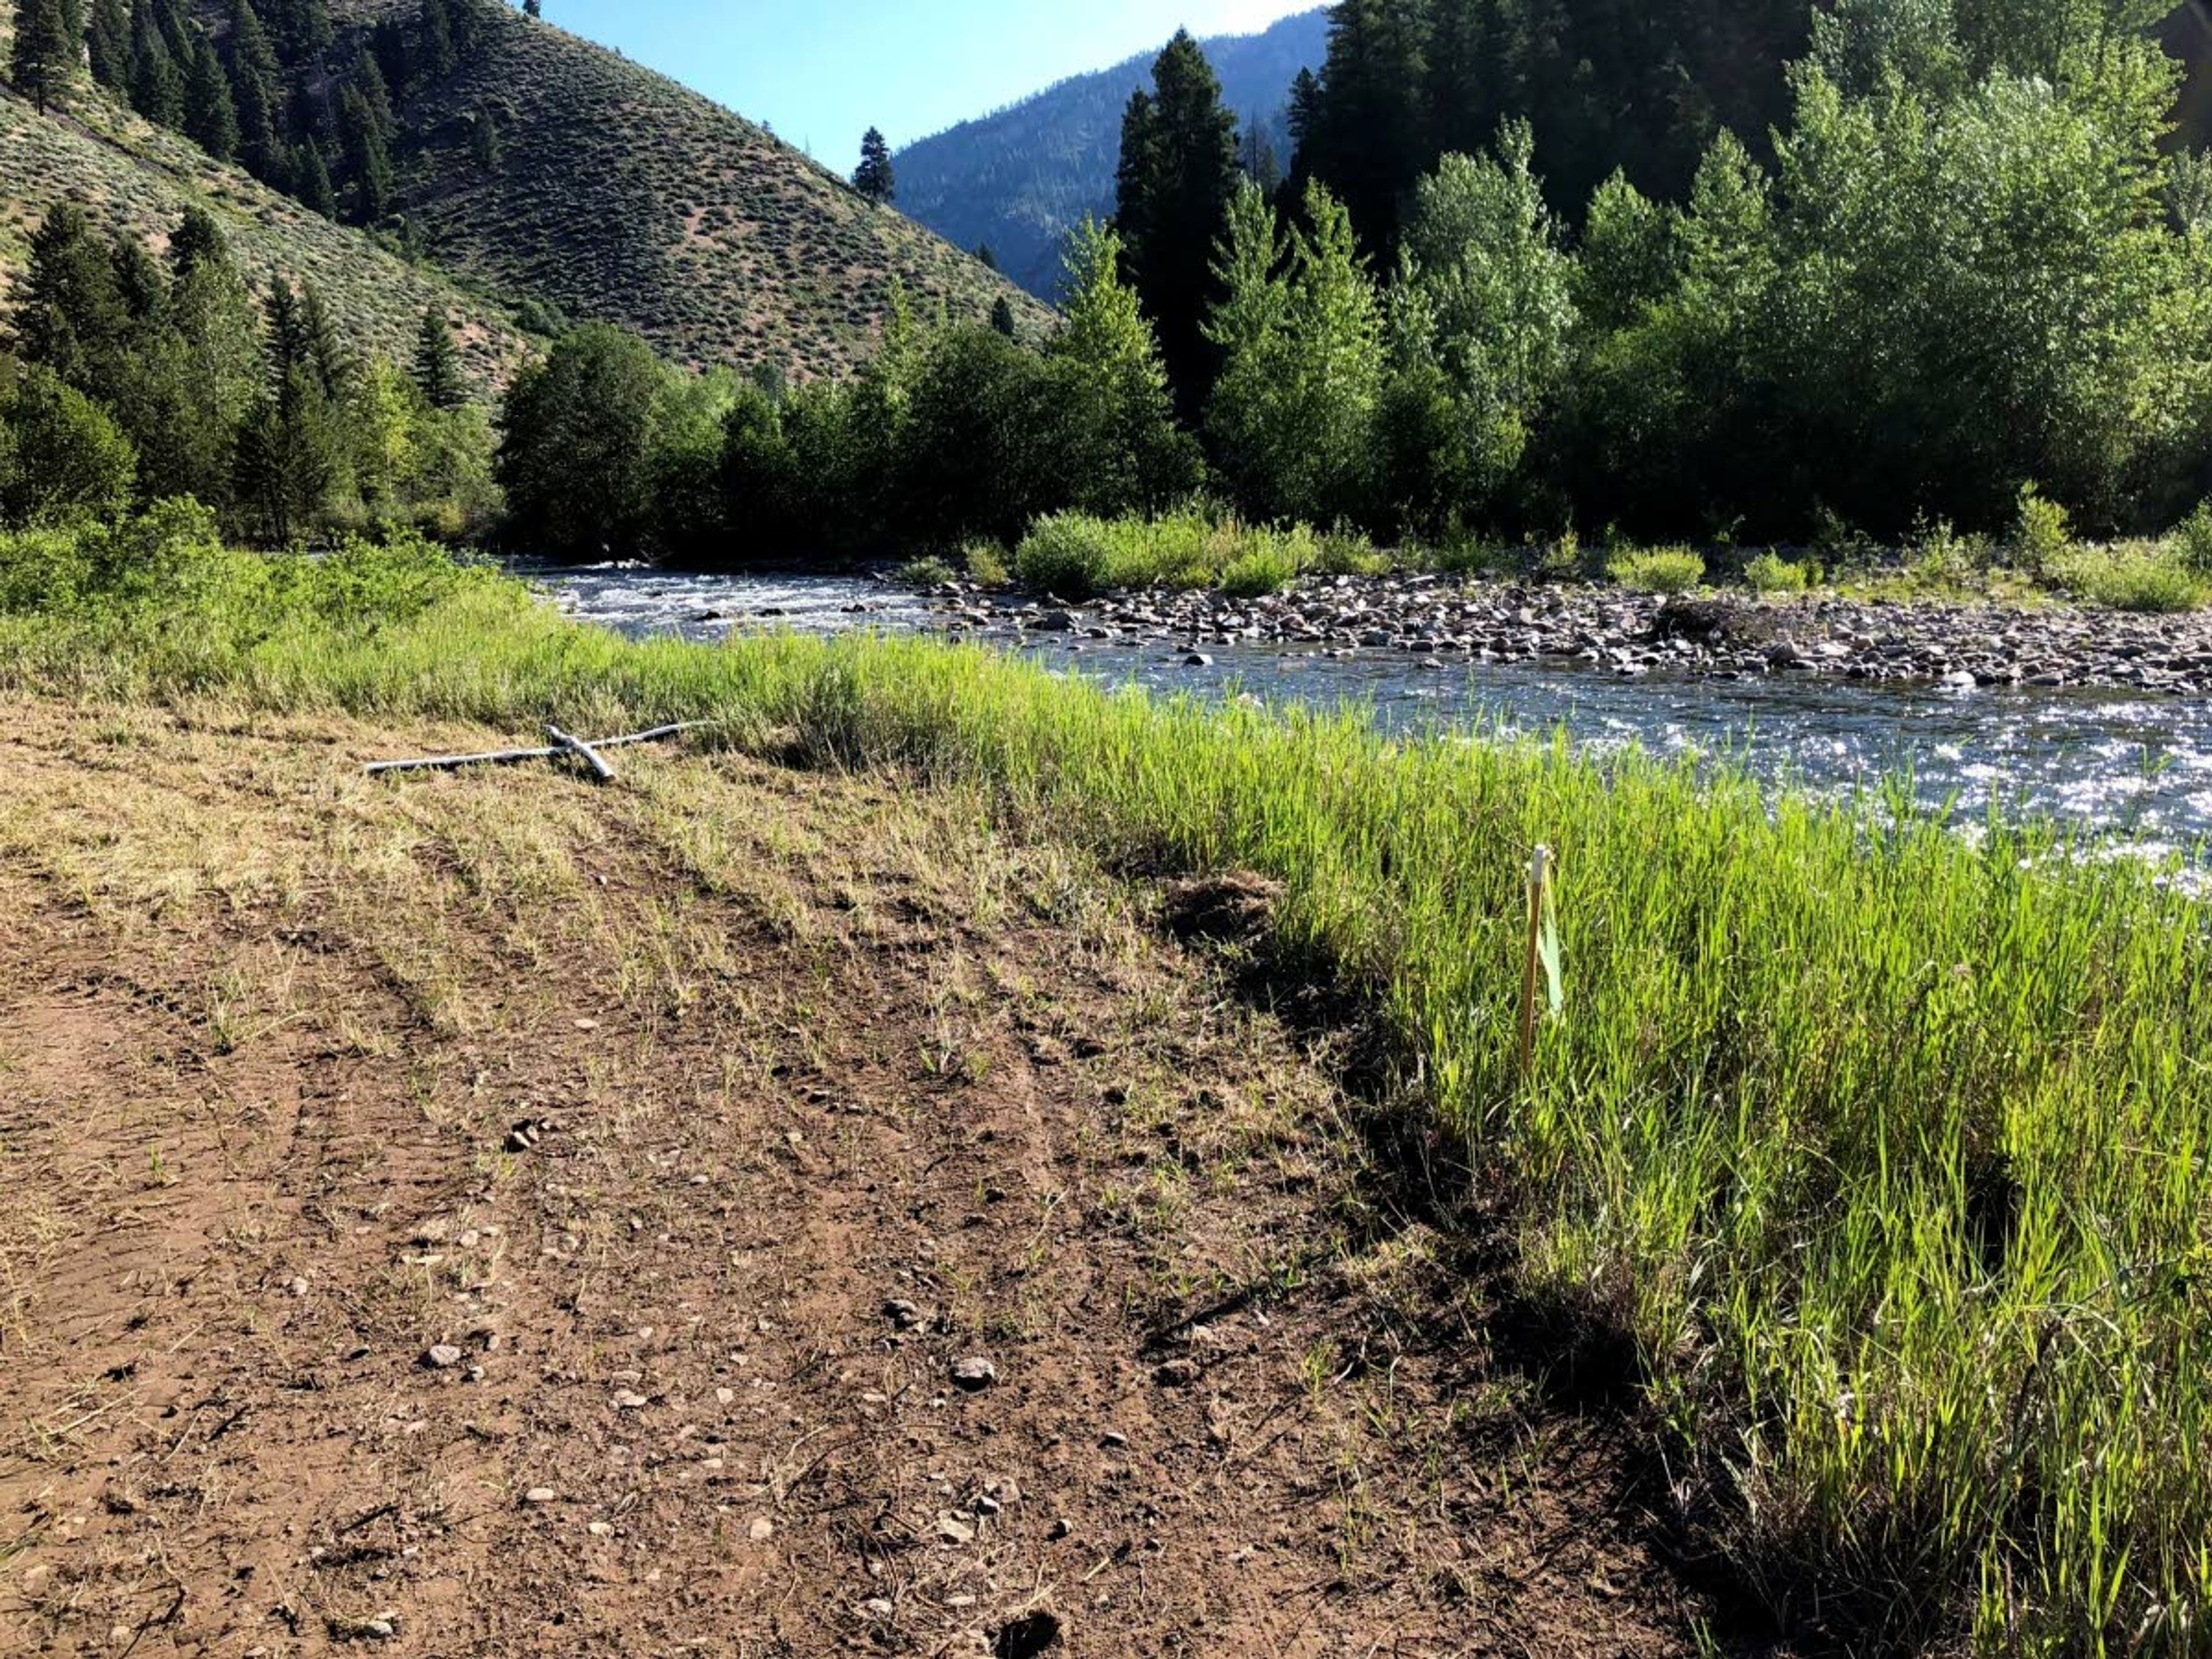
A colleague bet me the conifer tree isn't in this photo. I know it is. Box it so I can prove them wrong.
[88,0,133,90]
[10,0,79,115]
[854,127,896,204]
[10,206,131,390]
[294,141,336,218]
[184,32,241,160]
[522,0,539,18]
[224,0,285,180]
[237,277,342,543]
[990,294,1017,337]
[128,2,185,127]
[1113,29,1240,415]
[418,0,454,78]
[339,86,395,222]
[470,106,501,171]
[412,306,465,408]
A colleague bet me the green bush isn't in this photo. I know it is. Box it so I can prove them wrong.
[2010,483,2073,575]
[2048,543,2207,613]
[0,363,138,527]
[1014,512,1119,597]
[2177,503,2212,578]
[963,540,1010,588]
[892,556,957,588]
[1014,509,1290,597]
[1222,541,1302,597]
[1608,546,1705,594]
[1743,551,1811,595]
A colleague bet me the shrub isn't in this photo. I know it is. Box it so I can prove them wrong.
[1608,546,1705,594]
[1014,512,1118,597]
[0,363,138,527]
[2177,502,2212,577]
[2047,543,2206,613]
[1222,541,1301,597]
[1743,551,1811,595]
[962,540,1010,588]
[2010,483,2073,575]
[892,556,956,588]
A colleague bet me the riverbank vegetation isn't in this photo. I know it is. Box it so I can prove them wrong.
[2,516,2209,1651]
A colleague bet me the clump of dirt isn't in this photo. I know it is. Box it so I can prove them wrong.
[1159,871,1281,946]
[0,700,1770,1656]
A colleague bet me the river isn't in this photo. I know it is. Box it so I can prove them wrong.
[521,560,2212,860]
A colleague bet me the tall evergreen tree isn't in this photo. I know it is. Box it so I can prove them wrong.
[9,206,132,391]
[854,127,896,204]
[522,0,540,17]
[412,306,465,408]
[184,32,241,161]
[1302,0,1431,258]
[237,277,342,542]
[10,0,79,114]
[1113,29,1241,416]
[228,0,286,182]
[339,85,395,222]
[470,106,502,171]
[417,0,454,78]
[294,140,336,218]
[87,0,133,90]
[128,2,185,127]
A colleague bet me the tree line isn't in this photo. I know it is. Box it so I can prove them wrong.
[1096,0,2212,541]
[1,204,497,541]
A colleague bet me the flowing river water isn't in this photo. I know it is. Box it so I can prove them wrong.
[521,560,2212,861]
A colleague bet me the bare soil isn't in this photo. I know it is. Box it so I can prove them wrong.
[0,700,1766,1656]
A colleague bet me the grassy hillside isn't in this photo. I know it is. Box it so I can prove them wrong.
[0,56,529,391]
[345,0,1052,378]
[897,11,1330,300]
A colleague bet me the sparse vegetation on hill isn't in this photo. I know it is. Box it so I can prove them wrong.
[333,0,1049,378]
[0,51,528,388]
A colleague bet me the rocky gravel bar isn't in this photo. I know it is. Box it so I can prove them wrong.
[926,574,2212,698]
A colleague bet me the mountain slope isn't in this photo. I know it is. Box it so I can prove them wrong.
[897,11,1330,300]
[339,0,1051,378]
[0,65,528,389]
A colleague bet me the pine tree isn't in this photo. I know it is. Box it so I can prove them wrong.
[184,32,241,161]
[10,206,131,390]
[412,306,465,408]
[128,1,185,127]
[522,0,540,20]
[974,243,999,271]
[990,295,1017,337]
[237,279,342,544]
[87,0,133,90]
[853,127,896,204]
[469,106,501,171]
[294,141,336,218]
[418,0,454,78]
[228,0,286,182]
[1113,29,1240,416]
[10,0,79,115]
[339,85,395,222]
[1240,119,1283,197]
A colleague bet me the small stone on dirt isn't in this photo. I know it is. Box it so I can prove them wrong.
[1099,1430,1128,1449]
[747,1516,774,1542]
[1047,1517,1073,1540]
[523,1487,556,1505]
[588,1521,613,1537]
[937,1516,976,1545]
[863,1598,893,1619]
[423,1344,465,1370]
[612,1389,649,1410]
[884,1298,921,1328]
[950,1356,998,1391]
[715,1387,735,1406]
[1153,1358,1200,1388]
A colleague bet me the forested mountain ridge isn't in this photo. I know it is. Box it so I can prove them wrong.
[315,0,1050,377]
[897,10,1330,300]
[0,12,526,390]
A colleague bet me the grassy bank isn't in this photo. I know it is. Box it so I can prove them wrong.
[5,515,2209,1652]
[980,505,2212,615]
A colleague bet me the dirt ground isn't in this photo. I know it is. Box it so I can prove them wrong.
[0,699,1767,1656]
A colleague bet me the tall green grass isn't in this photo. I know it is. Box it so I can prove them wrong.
[1013,508,1382,597]
[5,517,2209,1653]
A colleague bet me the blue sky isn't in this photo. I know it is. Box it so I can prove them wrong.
[551,1,1318,158]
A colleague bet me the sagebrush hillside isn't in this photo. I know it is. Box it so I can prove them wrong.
[898,11,1330,300]
[0,52,528,389]
[335,0,1051,378]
